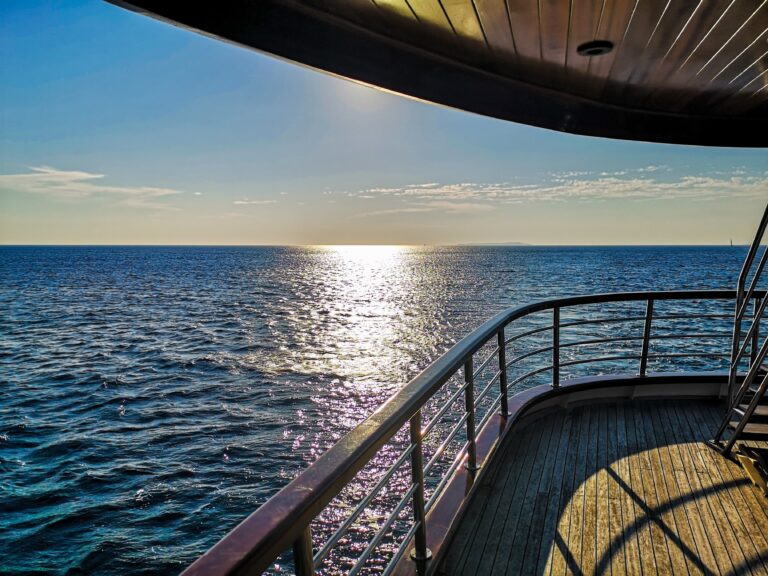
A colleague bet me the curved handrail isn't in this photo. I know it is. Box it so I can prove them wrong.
[181,289,765,576]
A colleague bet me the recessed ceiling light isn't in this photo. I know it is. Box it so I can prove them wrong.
[577,40,614,56]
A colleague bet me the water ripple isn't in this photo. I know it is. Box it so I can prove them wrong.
[0,245,749,574]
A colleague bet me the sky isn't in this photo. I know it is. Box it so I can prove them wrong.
[0,1,766,246]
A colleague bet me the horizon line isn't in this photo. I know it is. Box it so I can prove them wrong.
[0,243,749,248]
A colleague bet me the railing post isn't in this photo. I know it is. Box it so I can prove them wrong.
[464,358,477,472]
[497,329,509,417]
[552,307,560,387]
[729,297,744,405]
[640,299,654,377]
[293,526,315,576]
[409,410,432,565]
[751,297,761,369]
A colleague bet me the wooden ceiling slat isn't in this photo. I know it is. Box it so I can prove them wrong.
[538,0,571,68]
[371,0,419,21]
[676,0,738,70]
[565,0,608,96]
[679,3,768,113]
[692,0,767,80]
[603,0,677,103]
[724,44,768,87]
[301,0,391,28]
[406,0,455,32]
[709,27,768,86]
[439,0,488,45]
[664,0,768,111]
[311,0,768,119]
[619,0,705,107]
[710,28,768,92]
[639,0,737,111]
[716,57,768,114]
[740,60,768,90]
[473,0,518,61]
[507,0,544,64]
[304,0,481,65]
[581,0,637,99]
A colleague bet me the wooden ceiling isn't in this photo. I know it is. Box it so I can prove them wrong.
[292,0,768,116]
[110,0,768,146]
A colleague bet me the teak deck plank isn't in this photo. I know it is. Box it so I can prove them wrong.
[581,406,600,575]
[546,404,584,575]
[613,401,642,576]
[701,402,768,535]
[667,402,736,576]
[440,398,768,576]
[536,410,575,575]
[623,401,660,575]
[676,403,753,574]
[495,417,555,574]
[594,405,613,575]
[695,403,768,574]
[447,421,529,573]
[517,413,566,574]
[565,405,591,575]
[604,403,628,576]
[457,422,543,574]
[638,402,688,575]
[647,402,710,576]
[474,428,541,574]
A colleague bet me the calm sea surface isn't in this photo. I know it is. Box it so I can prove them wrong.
[0,246,747,575]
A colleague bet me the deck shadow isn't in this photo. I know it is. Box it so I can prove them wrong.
[439,398,768,576]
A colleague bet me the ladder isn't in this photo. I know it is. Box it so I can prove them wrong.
[712,203,768,456]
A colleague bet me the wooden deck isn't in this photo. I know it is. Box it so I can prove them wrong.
[440,399,768,575]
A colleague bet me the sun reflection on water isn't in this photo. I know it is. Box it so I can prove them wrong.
[262,245,421,459]
[301,245,409,387]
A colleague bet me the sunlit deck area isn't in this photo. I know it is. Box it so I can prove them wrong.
[440,399,768,576]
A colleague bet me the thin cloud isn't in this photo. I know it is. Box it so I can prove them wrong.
[426,201,494,212]
[233,199,277,205]
[354,207,432,218]
[0,165,183,209]
[348,168,767,205]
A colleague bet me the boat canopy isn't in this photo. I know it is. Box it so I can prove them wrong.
[109,0,768,146]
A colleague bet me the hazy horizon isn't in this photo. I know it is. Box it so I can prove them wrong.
[0,242,754,247]
[1,1,766,246]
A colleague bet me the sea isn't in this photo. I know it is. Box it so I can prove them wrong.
[0,245,750,575]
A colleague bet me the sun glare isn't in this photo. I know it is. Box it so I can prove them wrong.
[272,244,414,397]
[320,245,408,260]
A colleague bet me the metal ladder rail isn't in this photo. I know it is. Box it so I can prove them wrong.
[727,295,768,395]
[728,203,768,405]
[720,372,768,455]
[714,329,768,451]
[713,203,768,455]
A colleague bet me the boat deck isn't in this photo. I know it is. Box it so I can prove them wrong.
[440,399,768,575]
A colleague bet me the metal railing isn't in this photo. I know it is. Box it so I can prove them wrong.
[182,290,764,576]
[710,203,768,454]
[727,203,768,405]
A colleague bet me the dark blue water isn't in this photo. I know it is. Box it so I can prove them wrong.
[0,246,746,575]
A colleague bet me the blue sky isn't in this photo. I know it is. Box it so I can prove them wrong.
[1,0,766,245]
